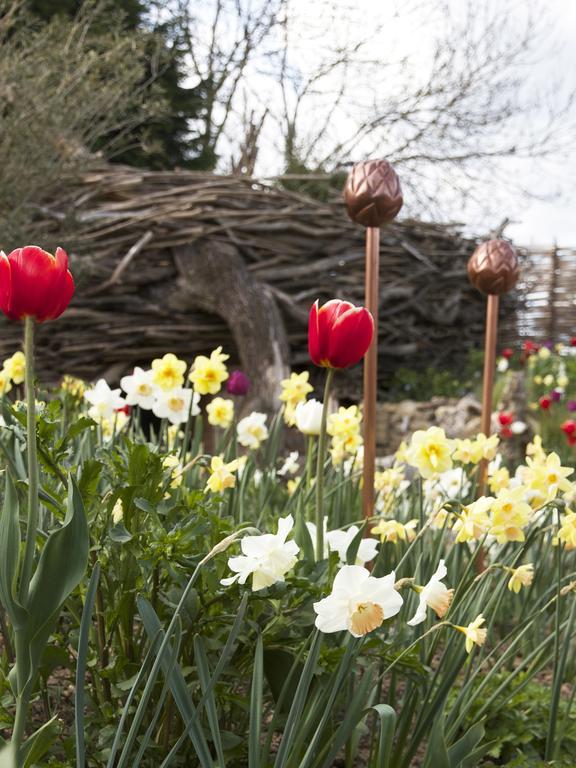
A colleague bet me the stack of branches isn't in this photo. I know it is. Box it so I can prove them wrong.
[0,165,513,399]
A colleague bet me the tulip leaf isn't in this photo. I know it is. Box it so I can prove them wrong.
[75,563,100,768]
[20,475,89,694]
[0,474,27,629]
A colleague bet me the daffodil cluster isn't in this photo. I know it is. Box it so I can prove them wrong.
[0,350,26,395]
[327,404,363,465]
[279,371,313,425]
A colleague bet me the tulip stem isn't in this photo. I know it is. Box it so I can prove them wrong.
[315,368,334,560]
[19,317,39,607]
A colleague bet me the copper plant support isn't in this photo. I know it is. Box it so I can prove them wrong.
[344,160,403,522]
[468,239,519,496]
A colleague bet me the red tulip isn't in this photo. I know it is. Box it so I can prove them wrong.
[498,411,514,426]
[561,420,576,436]
[501,348,514,359]
[500,426,513,439]
[308,299,374,369]
[0,245,74,322]
[539,395,552,410]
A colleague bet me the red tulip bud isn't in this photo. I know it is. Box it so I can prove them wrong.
[308,299,374,369]
[0,245,74,322]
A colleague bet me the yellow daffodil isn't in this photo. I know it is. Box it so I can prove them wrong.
[163,454,183,489]
[488,466,510,494]
[454,614,487,653]
[524,452,574,502]
[287,477,301,496]
[490,486,532,543]
[189,347,229,395]
[61,375,86,399]
[556,511,576,550]
[474,433,500,462]
[374,465,407,493]
[452,497,493,543]
[533,375,543,385]
[557,374,569,388]
[0,369,12,395]
[507,563,534,593]
[279,372,313,425]
[526,435,546,463]
[405,427,454,479]
[452,438,477,464]
[538,346,551,359]
[205,456,239,493]
[327,405,362,437]
[330,431,363,465]
[395,440,409,464]
[3,351,25,384]
[206,396,234,428]
[152,353,187,391]
[371,518,418,544]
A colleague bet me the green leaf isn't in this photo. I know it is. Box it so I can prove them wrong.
[109,524,132,544]
[75,563,100,768]
[369,704,397,768]
[0,474,26,630]
[21,475,89,696]
[20,715,60,768]
[423,713,450,768]
[194,636,226,766]
[448,720,485,767]
[346,522,366,565]
[249,635,264,768]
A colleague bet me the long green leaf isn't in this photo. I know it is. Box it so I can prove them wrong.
[194,636,226,766]
[20,715,60,768]
[0,474,26,630]
[369,704,396,768]
[75,563,100,768]
[249,635,264,768]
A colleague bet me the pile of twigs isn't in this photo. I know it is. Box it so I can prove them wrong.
[0,165,512,396]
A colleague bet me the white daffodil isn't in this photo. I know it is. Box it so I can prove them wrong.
[237,412,269,449]
[120,366,156,410]
[326,525,379,566]
[314,565,403,637]
[84,379,126,422]
[295,398,323,436]
[278,451,300,477]
[152,387,199,425]
[221,515,299,591]
[407,559,454,626]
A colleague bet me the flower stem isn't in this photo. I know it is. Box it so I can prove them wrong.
[315,368,334,560]
[19,316,39,606]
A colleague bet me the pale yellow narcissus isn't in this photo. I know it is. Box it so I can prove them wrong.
[488,466,511,494]
[3,351,26,384]
[507,564,534,593]
[205,456,239,493]
[0,369,12,395]
[207,397,234,428]
[524,452,574,502]
[454,614,487,653]
[152,353,188,391]
[279,371,313,425]
[555,510,576,550]
[452,497,493,543]
[408,560,454,626]
[406,426,454,479]
[189,347,229,395]
[490,486,532,543]
[371,518,418,544]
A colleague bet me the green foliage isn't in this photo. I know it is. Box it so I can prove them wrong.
[387,348,484,401]
[458,672,576,766]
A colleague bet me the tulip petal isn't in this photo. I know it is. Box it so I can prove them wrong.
[0,252,12,318]
[308,300,325,365]
[327,307,374,368]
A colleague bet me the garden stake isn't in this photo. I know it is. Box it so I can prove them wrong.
[467,238,519,497]
[344,159,403,522]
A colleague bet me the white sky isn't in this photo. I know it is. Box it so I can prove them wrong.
[185,0,576,247]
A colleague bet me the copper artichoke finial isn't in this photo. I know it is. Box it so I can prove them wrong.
[467,239,519,295]
[344,159,403,227]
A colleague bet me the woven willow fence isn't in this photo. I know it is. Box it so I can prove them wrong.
[0,166,519,406]
[502,246,576,344]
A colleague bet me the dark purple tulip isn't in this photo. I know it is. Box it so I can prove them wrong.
[568,400,576,412]
[226,370,250,396]
[544,340,554,349]
[551,389,562,402]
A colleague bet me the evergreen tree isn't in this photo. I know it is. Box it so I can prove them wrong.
[26,0,210,170]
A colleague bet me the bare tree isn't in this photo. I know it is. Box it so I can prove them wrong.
[0,0,163,249]
[176,0,576,219]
